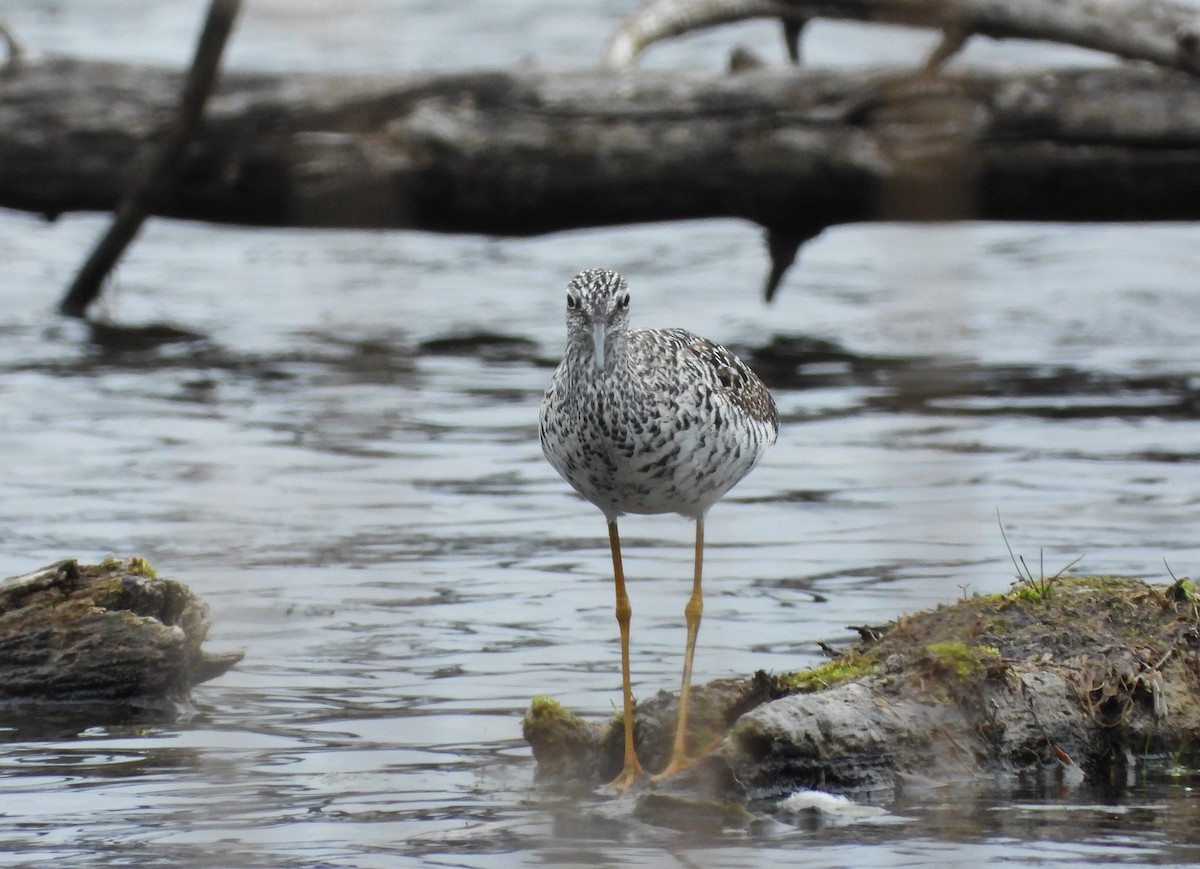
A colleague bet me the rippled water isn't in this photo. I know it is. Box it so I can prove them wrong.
[3,2,1200,866]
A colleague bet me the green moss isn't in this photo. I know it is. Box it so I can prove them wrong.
[779,652,879,693]
[127,557,158,578]
[528,695,577,723]
[88,552,157,580]
[986,615,1011,634]
[1170,577,1199,606]
[94,555,157,579]
[925,641,1001,679]
[1069,575,1140,593]
[1009,573,1114,604]
[524,695,591,748]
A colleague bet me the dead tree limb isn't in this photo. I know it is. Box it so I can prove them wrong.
[604,0,1200,74]
[58,0,241,318]
[4,59,1200,296]
[7,60,1200,230]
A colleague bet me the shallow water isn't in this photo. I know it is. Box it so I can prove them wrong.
[3,2,1200,866]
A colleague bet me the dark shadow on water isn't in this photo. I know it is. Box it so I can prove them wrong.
[0,698,190,742]
[745,333,1200,421]
[419,330,542,364]
[21,318,420,387]
[86,321,208,356]
[510,765,1200,862]
[18,319,1200,424]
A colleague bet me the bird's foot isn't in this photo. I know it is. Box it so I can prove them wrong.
[604,758,647,794]
[649,735,725,785]
[648,755,696,784]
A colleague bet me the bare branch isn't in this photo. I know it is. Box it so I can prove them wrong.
[603,0,1200,74]
[59,0,242,317]
[0,21,25,72]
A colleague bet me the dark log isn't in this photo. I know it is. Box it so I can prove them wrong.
[0,557,242,706]
[4,58,1200,243]
[524,576,1200,819]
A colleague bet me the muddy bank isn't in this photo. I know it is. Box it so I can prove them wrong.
[525,575,1200,813]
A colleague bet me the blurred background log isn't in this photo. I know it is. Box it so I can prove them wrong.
[5,59,1200,241]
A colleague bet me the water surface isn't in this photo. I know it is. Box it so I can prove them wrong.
[2,2,1200,866]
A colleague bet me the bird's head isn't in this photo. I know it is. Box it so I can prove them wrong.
[564,267,631,371]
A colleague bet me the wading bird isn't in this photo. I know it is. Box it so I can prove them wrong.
[539,268,778,789]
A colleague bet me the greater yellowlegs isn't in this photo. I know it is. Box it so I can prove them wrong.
[539,267,778,790]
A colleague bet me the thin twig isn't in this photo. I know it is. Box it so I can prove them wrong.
[1047,553,1085,582]
[997,509,1027,582]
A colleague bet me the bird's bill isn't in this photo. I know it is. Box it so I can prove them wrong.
[591,321,606,370]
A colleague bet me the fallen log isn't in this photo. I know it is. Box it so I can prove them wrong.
[0,557,241,707]
[523,575,1200,821]
[5,58,1200,240]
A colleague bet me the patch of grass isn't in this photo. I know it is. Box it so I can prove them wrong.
[779,652,879,693]
[1010,581,1051,604]
[998,511,1082,604]
[1164,560,1199,617]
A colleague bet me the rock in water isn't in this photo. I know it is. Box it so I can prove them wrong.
[0,557,242,705]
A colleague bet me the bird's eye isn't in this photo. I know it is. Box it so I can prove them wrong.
[618,293,630,309]
[566,294,579,310]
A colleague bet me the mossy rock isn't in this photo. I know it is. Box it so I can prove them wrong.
[0,557,242,705]
[525,575,1200,804]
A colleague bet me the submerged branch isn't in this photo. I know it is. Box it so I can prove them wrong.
[59,0,242,317]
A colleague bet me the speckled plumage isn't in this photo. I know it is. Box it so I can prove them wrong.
[539,268,778,521]
[538,267,778,790]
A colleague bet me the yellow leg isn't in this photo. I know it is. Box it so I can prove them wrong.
[652,517,705,782]
[606,520,646,791]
